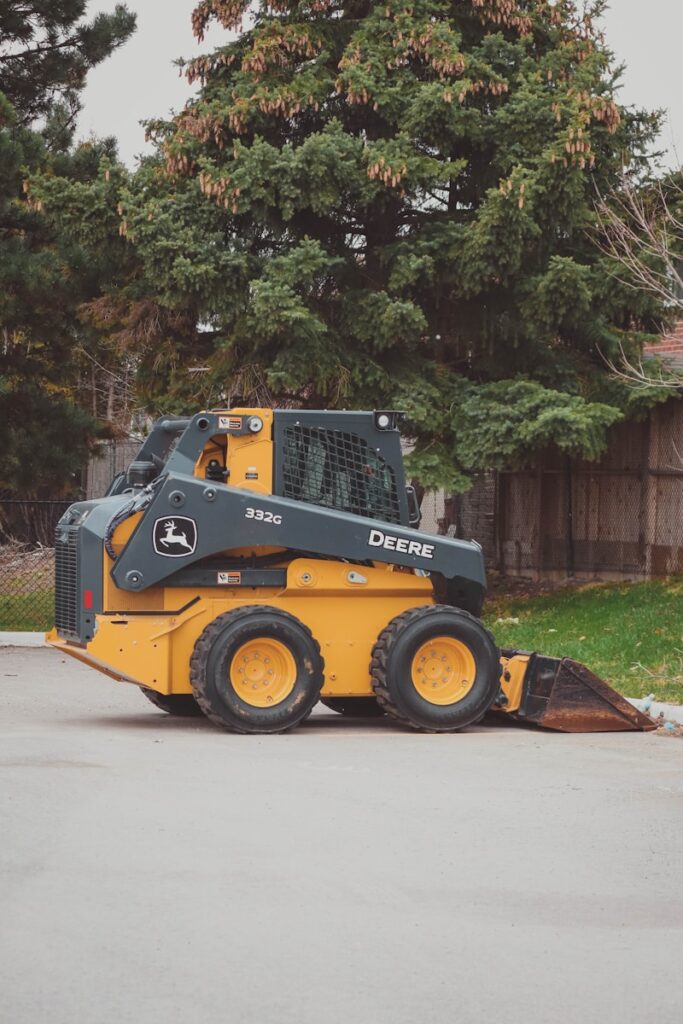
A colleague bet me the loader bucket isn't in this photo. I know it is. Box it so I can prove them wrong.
[501,652,656,733]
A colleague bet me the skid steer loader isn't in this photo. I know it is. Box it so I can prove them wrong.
[47,408,653,734]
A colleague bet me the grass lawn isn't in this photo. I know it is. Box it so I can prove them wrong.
[0,545,55,631]
[483,577,683,704]
[0,591,53,632]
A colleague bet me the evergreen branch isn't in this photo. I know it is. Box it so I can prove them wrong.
[0,36,81,61]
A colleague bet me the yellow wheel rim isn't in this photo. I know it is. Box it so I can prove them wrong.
[230,638,297,708]
[410,636,476,706]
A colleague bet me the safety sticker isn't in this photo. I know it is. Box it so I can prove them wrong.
[217,571,241,585]
[218,416,242,431]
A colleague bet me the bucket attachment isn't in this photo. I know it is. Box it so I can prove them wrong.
[497,652,656,733]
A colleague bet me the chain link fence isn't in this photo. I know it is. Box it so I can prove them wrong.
[0,438,139,632]
[0,501,72,631]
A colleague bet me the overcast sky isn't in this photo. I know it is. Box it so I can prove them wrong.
[78,0,682,169]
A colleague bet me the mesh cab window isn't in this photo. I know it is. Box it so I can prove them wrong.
[281,426,401,523]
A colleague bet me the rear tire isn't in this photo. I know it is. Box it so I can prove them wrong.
[190,606,324,733]
[139,687,204,717]
[371,605,501,732]
[320,697,385,717]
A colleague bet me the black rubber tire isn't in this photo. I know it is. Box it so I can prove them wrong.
[320,697,385,717]
[139,687,205,717]
[190,606,324,733]
[370,605,501,732]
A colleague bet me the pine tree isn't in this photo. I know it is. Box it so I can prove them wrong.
[0,2,136,495]
[0,2,135,126]
[49,1,668,488]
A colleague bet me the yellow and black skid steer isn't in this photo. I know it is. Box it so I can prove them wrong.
[47,408,654,734]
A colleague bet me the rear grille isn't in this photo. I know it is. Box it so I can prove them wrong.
[281,425,401,523]
[55,525,80,637]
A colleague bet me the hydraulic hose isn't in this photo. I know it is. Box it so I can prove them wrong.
[104,476,164,561]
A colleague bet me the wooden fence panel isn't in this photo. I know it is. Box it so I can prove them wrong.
[86,440,140,499]
[460,399,683,578]
[498,472,538,573]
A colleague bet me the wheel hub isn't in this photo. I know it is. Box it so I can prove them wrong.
[410,636,476,706]
[230,638,297,708]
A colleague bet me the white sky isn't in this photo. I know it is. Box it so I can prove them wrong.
[78,0,682,169]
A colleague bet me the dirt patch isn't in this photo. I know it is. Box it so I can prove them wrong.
[486,571,644,602]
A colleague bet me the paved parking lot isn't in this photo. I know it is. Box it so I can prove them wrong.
[1,647,682,1024]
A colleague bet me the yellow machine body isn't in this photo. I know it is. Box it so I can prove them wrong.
[49,558,435,697]
[45,573,545,716]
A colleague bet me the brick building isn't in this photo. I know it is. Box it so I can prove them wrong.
[644,320,683,368]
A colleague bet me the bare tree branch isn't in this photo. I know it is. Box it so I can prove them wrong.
[599,342,683,391]
[595,178,683,306]
[595,174,683,390]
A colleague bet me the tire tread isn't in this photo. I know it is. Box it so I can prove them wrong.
[370,604,501,731]
[190,606,324,733]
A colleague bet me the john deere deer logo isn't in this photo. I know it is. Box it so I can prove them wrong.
[153,516,197,557]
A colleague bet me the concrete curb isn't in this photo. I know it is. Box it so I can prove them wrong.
[627,696,683,725]
[0,632,47,648]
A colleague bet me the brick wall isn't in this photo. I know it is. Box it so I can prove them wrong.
[643,320,683,367]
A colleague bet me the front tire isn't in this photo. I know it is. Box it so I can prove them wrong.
[190,606,324,733]
[371,605,501,732]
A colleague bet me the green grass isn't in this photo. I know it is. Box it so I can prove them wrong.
[483,577,683,704]
[0,590,53,632]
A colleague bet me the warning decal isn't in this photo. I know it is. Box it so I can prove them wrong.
[218,416,242,431]
[217,571,241,585]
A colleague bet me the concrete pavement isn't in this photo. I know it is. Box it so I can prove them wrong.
[1,647,681,1024]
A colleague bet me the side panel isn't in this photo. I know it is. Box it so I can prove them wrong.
[77,560,434,696]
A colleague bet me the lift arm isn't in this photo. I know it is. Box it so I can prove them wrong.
[110,470,487,614]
